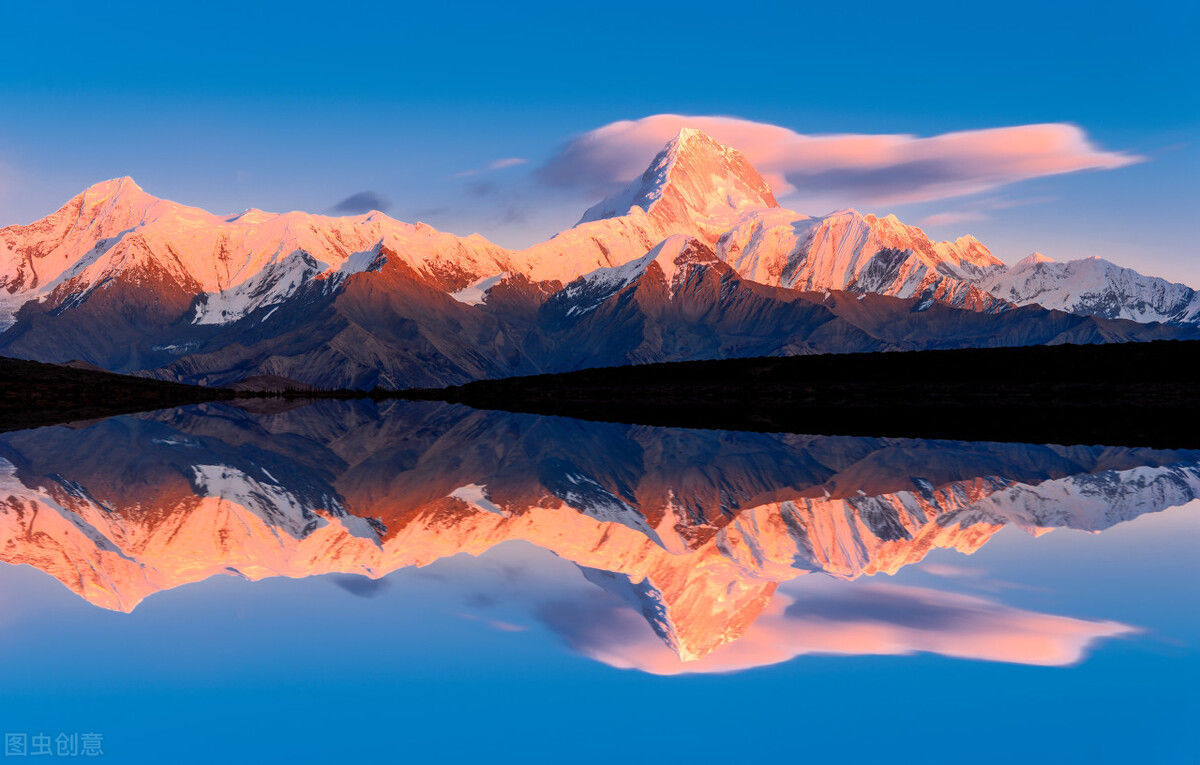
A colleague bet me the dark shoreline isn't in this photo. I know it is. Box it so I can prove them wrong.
[399,340,1200,448]
[0,356,239,433]
[4,340,1200,447]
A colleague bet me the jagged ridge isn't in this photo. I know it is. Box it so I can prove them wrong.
[2,129,1197,387]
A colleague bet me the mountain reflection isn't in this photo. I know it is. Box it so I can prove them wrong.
[2,400,1197,673]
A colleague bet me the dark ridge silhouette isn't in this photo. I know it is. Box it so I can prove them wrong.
[0,356,237,432]
[6,340,1200,447]
[399,340,1200,448]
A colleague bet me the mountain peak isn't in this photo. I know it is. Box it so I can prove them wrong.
[577,129,779,232]
[80,176,146,199]
[70,177,161,221]
[12,176,163,238]
[1014,252,1055,271]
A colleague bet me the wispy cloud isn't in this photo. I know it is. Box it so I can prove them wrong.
[922,210,989,227]
[922,195,1060,228]
[453,156,529,179]
[328,190,390,215]
[536,114,1140,207]
[465,180,497,197]
[488,157,527,171]
[496,203,528,226]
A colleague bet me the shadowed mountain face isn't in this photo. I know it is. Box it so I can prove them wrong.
[3,131,1199,389]
[1,401,1196,671]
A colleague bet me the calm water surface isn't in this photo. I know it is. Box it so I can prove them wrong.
[1,401,1197,763]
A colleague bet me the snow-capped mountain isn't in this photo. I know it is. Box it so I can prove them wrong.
[545,234,718,319]
[534,234,1194,374]
[513,128,779,283]
[1,128,1197,388]
[982,252,1200,324]
[578,128,779,232]
[0,176,515,329]
[529,129,1009,310]
[716,207,1009,310]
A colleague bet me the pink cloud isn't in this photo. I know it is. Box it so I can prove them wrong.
[538,114,1141,207]
[551,580,1135,675]
[919,562,989,578]
[921,211,989,227]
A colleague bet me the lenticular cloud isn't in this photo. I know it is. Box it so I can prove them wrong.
[538,114,1140,206]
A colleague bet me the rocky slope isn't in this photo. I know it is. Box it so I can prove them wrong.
[2,129,1196,388]
[983,252,1200,324]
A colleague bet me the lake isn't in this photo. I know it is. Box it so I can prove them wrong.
[1,400,1197,763]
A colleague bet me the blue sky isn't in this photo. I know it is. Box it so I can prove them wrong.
[1,0,1196,282]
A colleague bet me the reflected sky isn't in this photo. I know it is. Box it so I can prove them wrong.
[1,400,1198,763]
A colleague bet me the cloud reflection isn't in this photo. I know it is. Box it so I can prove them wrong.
[543,579,1135,675]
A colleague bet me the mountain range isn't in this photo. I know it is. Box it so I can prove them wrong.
[2,399,1190,670]
[3,128,1197,389]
